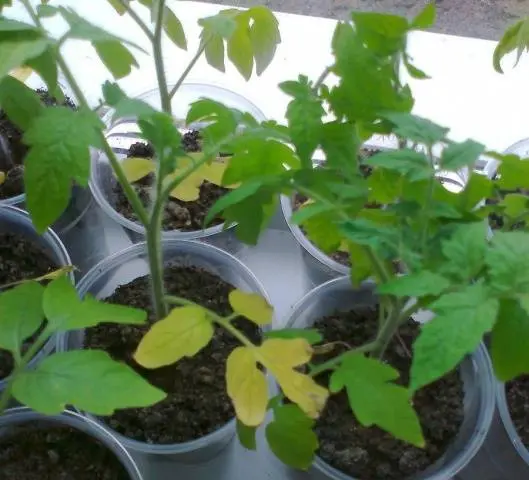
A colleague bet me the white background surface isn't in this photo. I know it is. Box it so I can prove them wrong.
[6,0,529,153]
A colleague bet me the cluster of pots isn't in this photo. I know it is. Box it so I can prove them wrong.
[0,82,527,480]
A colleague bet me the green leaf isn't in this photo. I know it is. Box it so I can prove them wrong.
[13,350,166,415]
[501,193,529,218]
[237,419,257,450]
[266,404,318,470]
[378,271,451,297]
[383,112,448,145]
[0,0,12,13]
[227,18,254,80]
[25,45,59,95]
[493,18,529,73]
[320,121,360,176]
[303,210,342,254]
[102,81,155,120]
[496,154,529,189]
[0,38,49,82]
[186,98,238,146]
[459,172,493,210]
[368,168,403,204]
[349,242,373,285]
[331,354,424,447]
[280,76,324,168]
[404,56,429,79]
[0,75,43,130]
[93,41,138,79]
[441,222,487,281]
[351,12,409,56]
[37,5,59,18]
[163,6,186,50]
[340,218,399,256]
[24,107,104,232]
[0,282,44,354]
[43,276,146,332]
[412,3,436,29]
[441,139,485,171]
[264,328,323,345]
[199,11,237,39]
[205,180,262,226]
[107,0,126,15]
[410,284,499,392]
[492,299,529,381]
[203,34,225,71]
[486,231,529,312]
[365,148,433,181]
[290,202,334,226]
[247,6,280,75]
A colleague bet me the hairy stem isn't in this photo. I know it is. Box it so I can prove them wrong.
[309,341,377,377]
[0,328,52,414]
[153,0,171,114]
[313,65,332,91]
[117,0,154,41]
[420,147,436,254]
[169,40,208,99]
[147,208,167,319]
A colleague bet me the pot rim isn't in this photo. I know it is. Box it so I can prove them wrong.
[57,238,272,454]
[90,81,266,239]
[0,406,143,480]
[496,381,529,465]
[284,276,496,480]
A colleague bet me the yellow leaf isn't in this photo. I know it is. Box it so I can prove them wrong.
[10,67,33,83]
[120,157,155,183]
[229,289,273,325]
[0,171,5,186]
[256,339,328,418]
[202,160,228,186]
[259,338,312,366]
[134,306,213,369]
[226,347,268,426]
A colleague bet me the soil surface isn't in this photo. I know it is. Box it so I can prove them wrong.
[83,264,260,444]
[0,233,58,380]
[114,132,228,231]
[506,376,529,448]
[313,306,464,479]
[0,424,129,480]
[0,89,76,200]
[206,0,522,40]
[486,184,529,230]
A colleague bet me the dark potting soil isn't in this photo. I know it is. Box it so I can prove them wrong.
[313,307,464,480]
[0,233,58,380]
[83,264,260,444]
[0,89,76,200]
[0,424,129,480]
[505,376,529,448]
[486,184,529,231]
[113,132,228,231]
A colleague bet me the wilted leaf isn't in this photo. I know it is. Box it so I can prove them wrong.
[247,6,280,75]
[226,346,269,426]
[134,306,213,368]
[9,66,32,82]
[227,18,254,80]
[13,350,166,415]
[121,157,155,183]
[229,289,273,325]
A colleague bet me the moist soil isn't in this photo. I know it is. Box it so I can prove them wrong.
[292,147,380,267]
[505,376,529,448]
[113,132,228,231]
[0,424,129,480]
[0,89,76,200]
[0,233,58,380]
[313,307,464,480]
[83,264,260,444]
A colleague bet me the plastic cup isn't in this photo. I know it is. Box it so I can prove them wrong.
[0,407,143,480]
[56,239,271,466]
[282,277,496,479]
[91,82,266,253]
[0,206,73,393]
